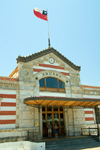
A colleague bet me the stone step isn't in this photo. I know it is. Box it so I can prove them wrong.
[45,136,99,150]
[52,143,100,150]
[46,140,98,149]
[46,137,95,145]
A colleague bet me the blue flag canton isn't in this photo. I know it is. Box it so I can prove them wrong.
[43,10,47,15]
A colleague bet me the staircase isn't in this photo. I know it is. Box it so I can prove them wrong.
[44,136,100,150]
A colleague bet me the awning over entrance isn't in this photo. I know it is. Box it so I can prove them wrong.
[24,96,100,107]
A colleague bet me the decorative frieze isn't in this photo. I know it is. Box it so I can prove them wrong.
[0,81,18,90]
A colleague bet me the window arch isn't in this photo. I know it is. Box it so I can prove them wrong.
[39,77,65,92]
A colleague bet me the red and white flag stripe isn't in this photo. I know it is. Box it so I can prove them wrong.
[33,8,47,21]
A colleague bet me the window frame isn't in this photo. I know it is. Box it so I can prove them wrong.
[39,77,65,93]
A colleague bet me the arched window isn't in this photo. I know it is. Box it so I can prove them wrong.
[39,77,65,92]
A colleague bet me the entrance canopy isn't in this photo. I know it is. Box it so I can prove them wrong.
[24,96,100,107]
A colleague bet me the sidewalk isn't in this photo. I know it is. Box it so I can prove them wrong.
[81,148,100,150]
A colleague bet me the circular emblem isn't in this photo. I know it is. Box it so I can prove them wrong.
[23,70,29,76]
[49,57,55,64]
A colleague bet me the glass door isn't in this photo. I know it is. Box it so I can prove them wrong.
[42,106,65,137]
[53,113,59,135]
[54,113,59,125]
[47,114,53,136]
[42,114,46,137]
[60,113,64,135]
[47,114,52,124]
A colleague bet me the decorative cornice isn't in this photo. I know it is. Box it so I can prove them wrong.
[0,77,19,82]
[16,47,81,71]
[0,77,19,90]
[0,81,18,86]
[81,85,100,89]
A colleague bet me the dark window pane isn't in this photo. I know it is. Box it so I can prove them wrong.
[95,108,100,124]
[60,107,63,111]
[47,114,52,125]
[39,78,45,87]
[46,77,57,88]
[60,113,64,126]
[42,106,45,111]
[59,80,64,89]
[96,108,99,111]
[47,106,52,111]
[54,107,58,111]
[54,113,59,125]
[42,114,46,127]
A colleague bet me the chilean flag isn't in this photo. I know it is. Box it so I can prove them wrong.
[33,8,47,21]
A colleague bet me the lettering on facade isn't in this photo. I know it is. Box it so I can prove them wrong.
[42,72,62,78]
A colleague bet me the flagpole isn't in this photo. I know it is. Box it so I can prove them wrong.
[47,9,51,48]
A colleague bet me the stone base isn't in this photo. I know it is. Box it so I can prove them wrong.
[0,136,27,143]
[0,141,45,150]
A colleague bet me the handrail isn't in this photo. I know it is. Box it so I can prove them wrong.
[82,128,98,129]
[27,129,41,141]
[81,127,98,136]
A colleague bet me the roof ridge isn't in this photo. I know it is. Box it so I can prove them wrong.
[16,47,81,71]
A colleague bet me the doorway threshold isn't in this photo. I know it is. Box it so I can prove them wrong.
[41,135,88,141]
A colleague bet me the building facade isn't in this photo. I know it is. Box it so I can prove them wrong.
[0,47,100,140]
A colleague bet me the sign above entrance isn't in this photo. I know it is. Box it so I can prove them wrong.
[42,72,62,78]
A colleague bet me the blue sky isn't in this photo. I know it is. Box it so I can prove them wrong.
[0,0,100,86]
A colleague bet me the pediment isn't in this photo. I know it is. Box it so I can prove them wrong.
[16,47,81,71]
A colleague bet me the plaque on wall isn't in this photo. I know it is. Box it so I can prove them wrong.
[71,76,80,85]
[35,122,39,127]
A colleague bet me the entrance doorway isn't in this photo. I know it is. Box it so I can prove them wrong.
[42,106,65,137]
